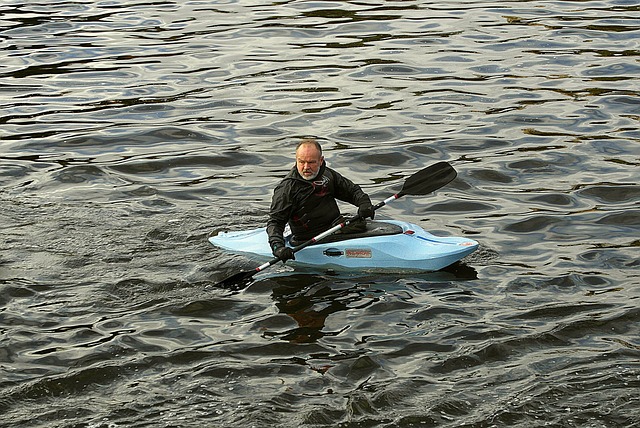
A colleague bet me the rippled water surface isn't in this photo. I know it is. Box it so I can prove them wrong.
[1,1,639,427]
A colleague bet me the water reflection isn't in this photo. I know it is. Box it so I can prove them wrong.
[1,0,639,426]
[270,276,370,344]
[258,263,478,344]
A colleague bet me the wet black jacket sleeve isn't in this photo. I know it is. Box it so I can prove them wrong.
[266,178,296,251]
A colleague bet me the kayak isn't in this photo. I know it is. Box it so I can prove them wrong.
[209,220,478,272]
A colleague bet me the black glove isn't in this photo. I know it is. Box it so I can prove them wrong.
[357,203,375,220]
[273,245,295,262]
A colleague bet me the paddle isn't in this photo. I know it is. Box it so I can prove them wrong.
[215,161,457,290]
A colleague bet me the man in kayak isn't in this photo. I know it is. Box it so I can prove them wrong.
[267,138,375,262]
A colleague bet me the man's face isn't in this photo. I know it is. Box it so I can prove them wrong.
[296,144,324,180]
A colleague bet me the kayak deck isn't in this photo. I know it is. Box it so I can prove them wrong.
[209,220,478,273]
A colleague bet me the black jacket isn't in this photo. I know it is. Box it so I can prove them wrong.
[267,162,371,249]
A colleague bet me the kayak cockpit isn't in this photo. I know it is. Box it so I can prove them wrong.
[292,220,404,245]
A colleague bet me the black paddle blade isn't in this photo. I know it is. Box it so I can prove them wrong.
[215,270,257,290]
[400,161,457,196]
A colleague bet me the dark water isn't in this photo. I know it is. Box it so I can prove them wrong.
[1,1,639,427]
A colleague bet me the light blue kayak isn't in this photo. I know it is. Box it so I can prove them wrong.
[209,220,478,272]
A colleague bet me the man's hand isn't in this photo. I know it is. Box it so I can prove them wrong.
[358,203,375,220]
[273,245,295,262]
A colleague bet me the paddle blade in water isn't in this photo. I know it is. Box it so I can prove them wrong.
[400,161,457,196]
[215,270,256,290]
